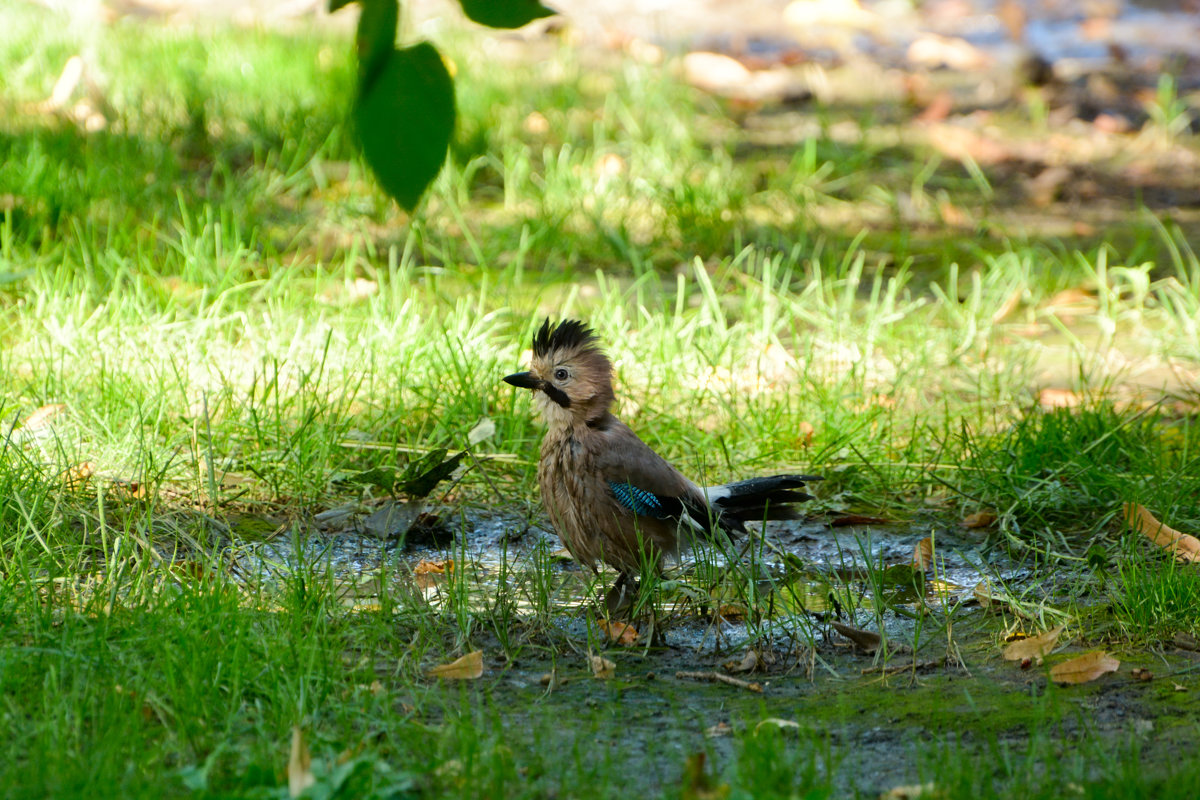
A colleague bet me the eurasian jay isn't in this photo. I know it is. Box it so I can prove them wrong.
[504,319,820,607]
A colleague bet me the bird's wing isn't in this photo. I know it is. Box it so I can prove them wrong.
[592,419,737,534]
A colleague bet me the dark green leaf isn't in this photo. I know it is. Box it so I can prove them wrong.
[397,448,464,498]
[347,467,398,494]
[354,0,400,90]
[879,564,925,603]
[353,41,455,211]
[328,0,355,11]
[458,0,555,29]
[878,564,924,588]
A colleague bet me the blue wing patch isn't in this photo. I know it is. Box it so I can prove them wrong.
[608,481,672,519]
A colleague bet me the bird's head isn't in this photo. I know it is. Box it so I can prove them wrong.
[503,319,614,426]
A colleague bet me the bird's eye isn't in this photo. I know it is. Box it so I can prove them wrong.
[553,368,569,382]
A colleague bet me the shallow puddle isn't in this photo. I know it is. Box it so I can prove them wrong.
[228,506,1032,655]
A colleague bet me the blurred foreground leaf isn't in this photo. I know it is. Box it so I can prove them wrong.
[458,0,554,28]
[332,0,551,209]
[354,42,455,211]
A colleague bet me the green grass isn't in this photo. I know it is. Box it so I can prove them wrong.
[4,2,1200,797]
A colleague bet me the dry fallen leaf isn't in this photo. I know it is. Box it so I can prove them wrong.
[797,420,815,447]
[288,726,315,798]
[705,721,733,737]
[598,619,639,646]
[414,559,454,575]
[522,111,549,134]
[60,461,95,491]
[1050,651,1120,685]
[912,537,934,571]
[1173,683,1187,692]
[916,91,954,123]
[1174,632,1200,652]
[709,603,747,622]
[962,511,997,529]
[881,783,940,800]
[1046,287,1096,312]
[925,124,1010,165]
[991,287,1024,323]
[997,0,1026,41]
[427,650,483,680]
[753,717,801,733]
[20,403,67,431]
[1003,625,1064,661]
[590,654,616,680]
[973,581,1000,608]
[1038,388,1082,409]
[723,650,762,674]
[467,417,496,446]
[1124,503,1200,563]
[682,51,751,94]
[831,622,881,654]
[907,33,988,70]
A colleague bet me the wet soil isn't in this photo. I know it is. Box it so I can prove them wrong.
[223,506,1200,794]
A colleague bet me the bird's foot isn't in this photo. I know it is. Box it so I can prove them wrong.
[603,573,639,620]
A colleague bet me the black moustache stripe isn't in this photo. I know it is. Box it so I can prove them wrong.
[542,385,571,409]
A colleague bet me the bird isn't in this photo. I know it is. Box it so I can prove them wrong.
[503,318,821,612]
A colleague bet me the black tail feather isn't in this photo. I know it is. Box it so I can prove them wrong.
[709,474,822,525]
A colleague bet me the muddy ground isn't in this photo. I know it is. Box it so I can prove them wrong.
[221,504,1200,794]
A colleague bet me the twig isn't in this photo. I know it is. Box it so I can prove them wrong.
[862,658,945,676]
[337,439,527,464]
[675,670,763,693]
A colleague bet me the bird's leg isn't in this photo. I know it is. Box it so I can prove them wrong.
[603,571,638,620]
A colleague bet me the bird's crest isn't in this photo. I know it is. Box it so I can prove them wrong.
[532,319,601,359]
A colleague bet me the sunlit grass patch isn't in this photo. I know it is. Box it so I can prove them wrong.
[3,5,1200,797]
[951,403,1200,543]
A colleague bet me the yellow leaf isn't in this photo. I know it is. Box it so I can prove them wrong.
[973,581,1001,608]
[590,654,615,680]
[427,650,483,680]
[1038,388,1082,409]
[60,461,95,491]
[414,559,453,575]
[288,727,315,799]
[598,619,639,645]
[881,783,940,800]
[1124,503,1200,563]
[912,537,934,571]
[1050,651,1120,685]
[990,286,1023,323]
[1003,625,1063,661]
[21,403,66,431]
[797,420,815,447]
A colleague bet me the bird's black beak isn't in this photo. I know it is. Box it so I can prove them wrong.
[503,371,541,390]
